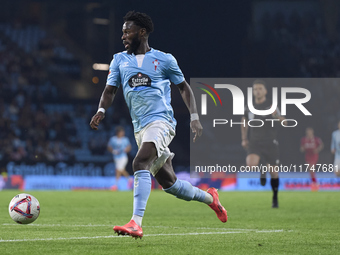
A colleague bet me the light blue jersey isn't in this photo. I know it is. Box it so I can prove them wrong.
[331,130,340,159]
[106,48,185,132]
[108,136,130,160]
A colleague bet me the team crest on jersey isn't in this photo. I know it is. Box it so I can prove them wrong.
[128,72,151,88]
[152,59,159,71]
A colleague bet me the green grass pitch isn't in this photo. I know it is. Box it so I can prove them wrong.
[0,190,339,254]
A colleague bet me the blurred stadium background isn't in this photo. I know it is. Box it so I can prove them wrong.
[1,0,340,191]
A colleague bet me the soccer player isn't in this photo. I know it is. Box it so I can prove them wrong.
[300,127,323,191]
[240,80,285,208]
[107,126,131,182]
[90,11,227,239]
[331,120,340,177]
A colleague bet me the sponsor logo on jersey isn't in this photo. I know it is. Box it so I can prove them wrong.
[128,73,151,88]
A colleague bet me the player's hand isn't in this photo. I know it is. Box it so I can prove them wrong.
[190,120,203,142]
[90,112,105,130]
[241,139,249,150]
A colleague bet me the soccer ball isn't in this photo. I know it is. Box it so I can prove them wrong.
[8,193,40,224]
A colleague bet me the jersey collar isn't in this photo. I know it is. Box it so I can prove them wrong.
[131,48,154,56]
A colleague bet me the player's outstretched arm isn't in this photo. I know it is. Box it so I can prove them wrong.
[90,85,118,130]
[177,80,203,142]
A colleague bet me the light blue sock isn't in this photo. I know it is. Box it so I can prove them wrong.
[163,179,208,203]
[133,170,151,217]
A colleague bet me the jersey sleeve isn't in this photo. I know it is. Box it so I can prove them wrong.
[331,132,336,150]
[165,54,185,85]
[106,55,121,87]
[124,137,130,148]
[107,137,115,149]
[107,137,114,148]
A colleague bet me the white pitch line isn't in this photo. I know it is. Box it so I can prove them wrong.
[1,224,274,232]
[256,230,284,233]
[148,226,265,231]
[1,223,111,227]
[0,230,284,243]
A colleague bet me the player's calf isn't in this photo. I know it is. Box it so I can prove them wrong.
[163,179,209,202]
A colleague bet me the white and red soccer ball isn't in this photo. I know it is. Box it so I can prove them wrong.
[8,193,40,224]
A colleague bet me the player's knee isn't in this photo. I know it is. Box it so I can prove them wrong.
[246,159,258,167]
[270,171,279,178]
[132,157,145,172]
[246,154,260,167]
[246,162,258,167]
[132,156,151,172]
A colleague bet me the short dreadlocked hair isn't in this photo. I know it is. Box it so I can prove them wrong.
[123,11,154,34]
